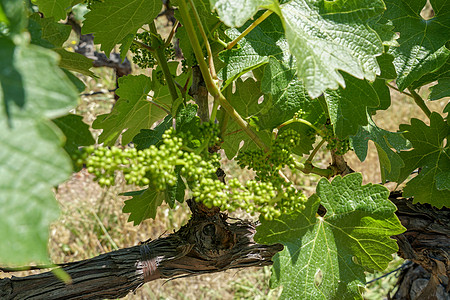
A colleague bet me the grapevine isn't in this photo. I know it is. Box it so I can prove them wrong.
[77,126,307,220]
[322,123,352,155]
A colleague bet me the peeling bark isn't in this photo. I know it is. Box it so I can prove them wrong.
[0,200,282,300]
[390,192,450,299]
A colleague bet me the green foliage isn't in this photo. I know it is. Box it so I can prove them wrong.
[383,0,450,91]
[1,0,449,298]
[0,5,79,264]
[351,115,411,183]
[255,173,405,300]
[82,0,162,55]
[92,74,170,146]
[397,113,450,208]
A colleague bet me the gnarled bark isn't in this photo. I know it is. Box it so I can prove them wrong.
[390,192,450,299]
[0,200,282,300]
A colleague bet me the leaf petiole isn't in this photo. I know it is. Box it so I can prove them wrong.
[306,138,326,164]
[408,88,432,118]
[227,10,272,50]
[277,117,325,137]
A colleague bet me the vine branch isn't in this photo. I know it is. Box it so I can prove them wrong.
[178,0,269,151]
[149,21,179,103]
[188,0,217,79]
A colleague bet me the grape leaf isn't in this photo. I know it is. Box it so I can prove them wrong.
[27,14,95,77]
[0,0,27,35]
[164,166,186,208]
[54,49,95,77]
[0,39,79,121]
[383,0,450,91]
[92,74,170,146]
[218,78,271,159]
[278,0,385,98]
[28,14,71,48]
[122,189,165,225]
[34,0,72,21]
[133,115,173,150]
[376,53,397,81]
[350,115,411,183]
[410,58,450,90]
[0,37,78,264]
[219,13,291,88]
[323,73,380,138]
[82,0,162,56]
[255,173,405,300]
[52,114,95,155]
[0,119,72,264]
[397,113,450,208]
[429,78,450,101]
[209,0,276,28]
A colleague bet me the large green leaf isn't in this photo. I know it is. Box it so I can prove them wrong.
[34,0,73,21]
[54,49,95,77]
[0,0,27,35]
[0,37,78,264]
[255,173,405,300]
[429,77,450,101]
[122,189,165,225]
[279,0,385,98]
[410,58,450,90]
[383,0,450,91]
[0,119,71,264]
[323,74,380,138]
[92,74,170,146]
[0,38,79,121]
[219,13,291,88]
[209,0,276,28]
[397,113,450,208]
[28,13,71,48]
[82,0,162,55]
[350,115,411,183]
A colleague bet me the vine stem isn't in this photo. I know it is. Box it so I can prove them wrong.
[178,0,269,151]
[132,39,155,52]
[227,10,272,50]
[386,82,412,97]
[294,160,334,178]
[188,0,217,79]
[408,88,432,118]
[149,21,179,103]
[277,117,325,137]
[306,138,326,163]
[164,20,179,48]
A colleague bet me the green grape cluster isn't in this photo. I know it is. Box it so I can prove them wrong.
[75,128,219,189]
[196,178,307,220]
[322,123,351,155]
[130,32,175,69]
[76,126,307,220]
[177,121,221,152]
[237,129,300,184]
